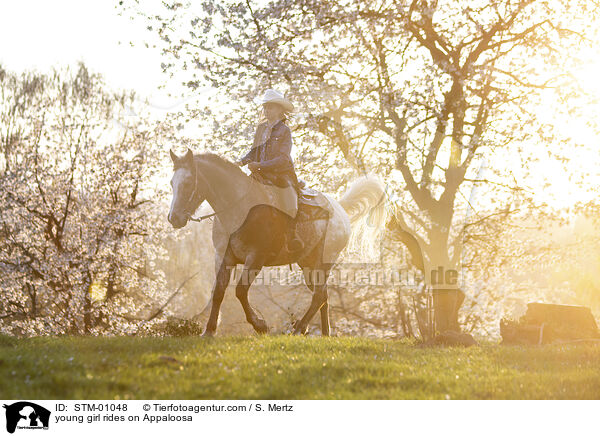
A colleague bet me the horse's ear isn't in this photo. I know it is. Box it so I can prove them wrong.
[169,149,178,163]
[184,148,194,162]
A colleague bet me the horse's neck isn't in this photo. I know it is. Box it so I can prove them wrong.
[195,157,257,217]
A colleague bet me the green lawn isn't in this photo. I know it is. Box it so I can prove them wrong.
[1,335,599,399]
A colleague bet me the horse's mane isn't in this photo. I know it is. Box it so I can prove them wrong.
[195,152,245,176]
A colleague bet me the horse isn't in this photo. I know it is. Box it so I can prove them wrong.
[168,148,387,336]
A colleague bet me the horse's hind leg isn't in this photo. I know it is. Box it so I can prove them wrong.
[300,266,330,336]
[320,301,330,336]
[294,265,332,335]
[236,254,269,334]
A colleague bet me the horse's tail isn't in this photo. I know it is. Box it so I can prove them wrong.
[338,175,388,260]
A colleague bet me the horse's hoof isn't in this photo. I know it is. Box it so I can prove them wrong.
[292,326,307,335]
[254,318,269,334]
[202,330,216,338]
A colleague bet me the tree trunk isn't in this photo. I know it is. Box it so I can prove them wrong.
[424,225,464,334]
[432,289,465,333]
[389,214,466,333]
[83,273,92,334]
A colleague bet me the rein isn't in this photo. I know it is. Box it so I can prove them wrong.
[189,211,217,222]
[185,160,253,223]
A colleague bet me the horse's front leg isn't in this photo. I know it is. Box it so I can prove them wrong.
[203,255,234,337]
[235,253,269,334]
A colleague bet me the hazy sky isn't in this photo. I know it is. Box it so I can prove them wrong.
[0,1,165,98]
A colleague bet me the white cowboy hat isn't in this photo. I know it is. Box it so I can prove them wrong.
[253,89,294,112]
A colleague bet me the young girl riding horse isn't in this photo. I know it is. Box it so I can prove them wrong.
[236,89,304,254]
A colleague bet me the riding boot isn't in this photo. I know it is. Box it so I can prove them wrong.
[287,215,304,254]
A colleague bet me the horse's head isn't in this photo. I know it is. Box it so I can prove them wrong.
[168,148,205,229]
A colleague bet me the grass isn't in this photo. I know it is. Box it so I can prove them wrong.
[1,334,599,399]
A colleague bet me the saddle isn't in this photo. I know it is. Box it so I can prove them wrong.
[249,172,332,222]
[296,179,331,221]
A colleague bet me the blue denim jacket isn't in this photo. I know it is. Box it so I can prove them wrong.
[240,120,298,187]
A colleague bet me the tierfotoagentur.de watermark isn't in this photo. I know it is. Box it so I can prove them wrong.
[226,263,463,289]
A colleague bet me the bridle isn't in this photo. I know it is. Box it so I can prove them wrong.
[178,162,253,224]
[179,165,213,222]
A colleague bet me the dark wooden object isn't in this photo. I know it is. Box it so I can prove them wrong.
[501,303,600,345]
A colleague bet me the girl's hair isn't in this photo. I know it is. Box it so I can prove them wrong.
[257,105,289,124]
